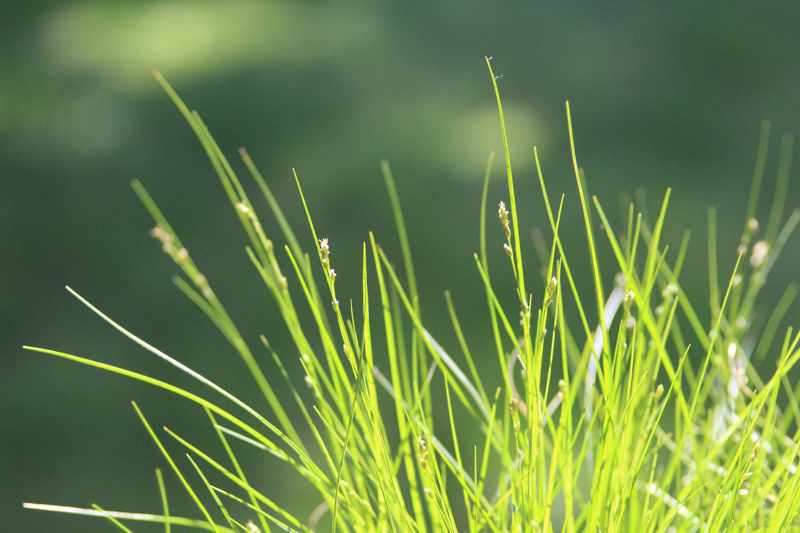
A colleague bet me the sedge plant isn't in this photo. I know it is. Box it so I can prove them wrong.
[23,58,800,533]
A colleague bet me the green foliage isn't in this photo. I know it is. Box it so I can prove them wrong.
[24,61,800,532]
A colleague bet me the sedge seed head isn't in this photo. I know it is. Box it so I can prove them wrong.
[750,240,768,267]
[624,291,635,310]
[654,383,664,400]
[498,201,511,239]
[319,238,331,265]
[546,276,558,297]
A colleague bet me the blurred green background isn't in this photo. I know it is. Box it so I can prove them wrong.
[3,1,800,531]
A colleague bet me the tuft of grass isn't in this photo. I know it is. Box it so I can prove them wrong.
[23,60,800,532]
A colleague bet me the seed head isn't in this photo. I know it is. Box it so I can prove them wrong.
[654,383,664,400]
[546,277,558,298]
[417,436,429,468]
[319,238,331,265]
[498,201,511,240]
[624,291,635,311]
[750,240,768,268]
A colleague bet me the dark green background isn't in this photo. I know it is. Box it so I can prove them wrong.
[3,2,800,531]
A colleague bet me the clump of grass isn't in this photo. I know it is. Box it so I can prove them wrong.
[24,58,800,533]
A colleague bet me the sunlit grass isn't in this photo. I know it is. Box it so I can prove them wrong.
[24,59,800,532]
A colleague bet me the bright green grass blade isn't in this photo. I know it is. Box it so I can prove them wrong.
[239,148,306,274]
[23,503,230,532]
[205,407,271,533]
[475,390,502,533]
[445,290,489,407]
[380,160,431,434]
[368,232,428,533]
[356,241,409,531]
[152,72,240,209]
[592,201,696,401]
[331,353,369,533]
[704,401,762,531]
[311,405,387,495]
[642,188,672,306]
[378,246,489,421]
[172,276,233,343]
[380,160,419,314]
[131,180,306,453]
[164,427,312,532]
[189,110,255,221]
[534,148,595,360]
[261,335,338,477]
[685,252,744,456]
[25,345,328,486]
[708,206,720,318]
[156,468,170,533]
[293,169,358,378]
[566,102,609,363]
[279,244,351,409]
[132,402,221,533]
[411,419,457,532]
[212,486,310,533]
[173,273,304,453]
[667,231,693,379]
[186,455,240,533]
[60,287,313,464]
[473,255,525,353]
[478,152,506,383]
[485,57,526,306]
[91,504,136,533]
[621,349,690,511]
[210,425,275,453]
[443,375,474,533]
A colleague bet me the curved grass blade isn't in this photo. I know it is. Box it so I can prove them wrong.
[132,402,221,533]
[23,504,235,532]
[156,468,170,533]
